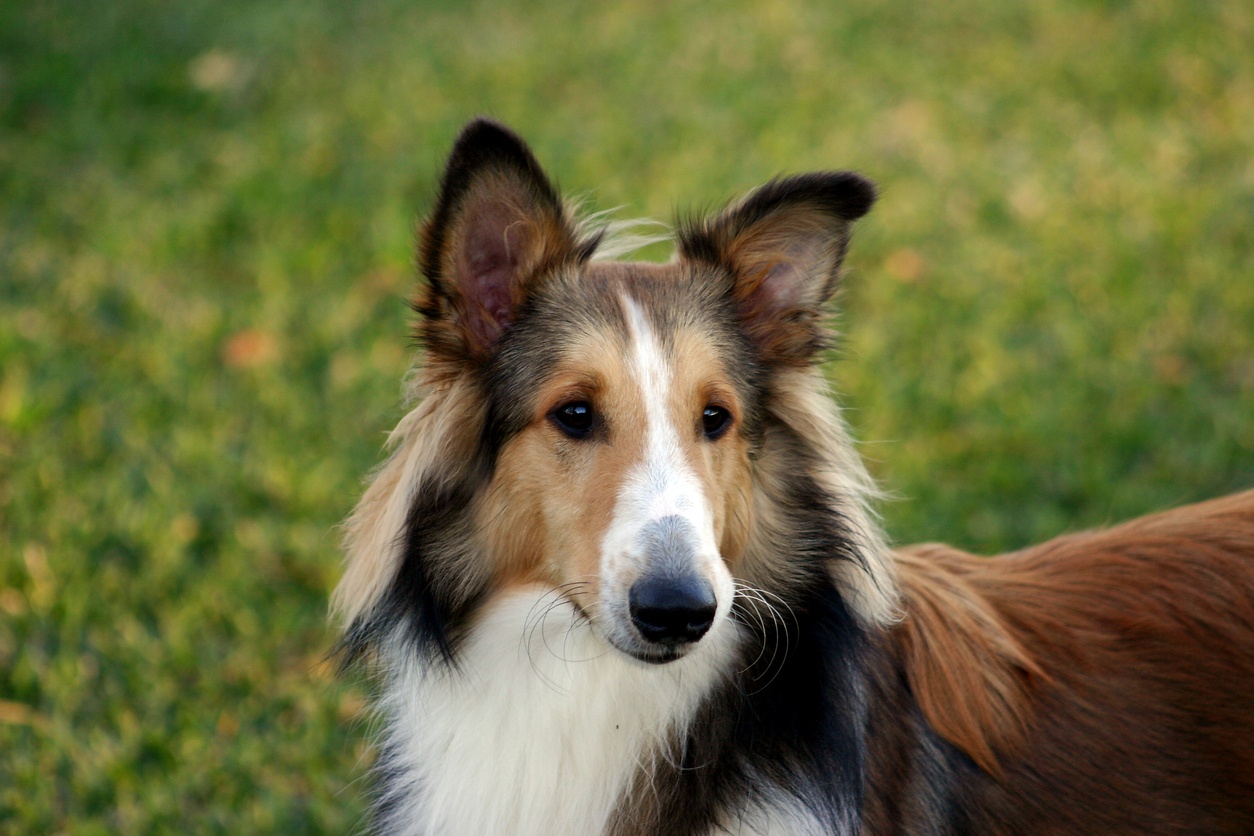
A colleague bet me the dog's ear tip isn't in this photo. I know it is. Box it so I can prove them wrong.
[454,117,519,146]
[462,115,508,132]
[832,171,878,220]
[775,171,878,220]
[447,118,535,170]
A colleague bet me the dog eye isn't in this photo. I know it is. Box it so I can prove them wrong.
[702,405,732,440]
[551,401,595,438]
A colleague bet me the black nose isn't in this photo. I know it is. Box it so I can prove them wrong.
[629,575,717,645]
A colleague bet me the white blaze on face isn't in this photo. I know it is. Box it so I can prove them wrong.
[597,295,735,649]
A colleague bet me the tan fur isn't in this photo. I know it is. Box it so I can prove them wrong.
[663,324,754,571]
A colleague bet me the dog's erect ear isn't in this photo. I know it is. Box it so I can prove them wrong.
[678,172,876,363]
[416,119,591,364]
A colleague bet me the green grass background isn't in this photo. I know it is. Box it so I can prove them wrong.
[2,0,1251,829]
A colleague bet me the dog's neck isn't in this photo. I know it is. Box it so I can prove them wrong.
[373,586,741,835]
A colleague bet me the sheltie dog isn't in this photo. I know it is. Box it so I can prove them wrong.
[334,119,1254,834]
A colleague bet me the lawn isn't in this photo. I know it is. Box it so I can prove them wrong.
[2,0,1251,829]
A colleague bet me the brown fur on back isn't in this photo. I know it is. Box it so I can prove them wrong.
[870,490,1254,833]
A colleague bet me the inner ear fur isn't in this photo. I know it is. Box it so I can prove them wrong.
[678,172,876,363]
[416,119,596,365]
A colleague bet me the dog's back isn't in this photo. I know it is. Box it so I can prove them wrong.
[867,490,1254,834]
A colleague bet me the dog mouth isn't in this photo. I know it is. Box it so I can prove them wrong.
[607,635,690,665]
[631,648,686,665]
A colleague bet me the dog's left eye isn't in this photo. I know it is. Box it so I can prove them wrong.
[551,401,595,438]
[702,405,732,440]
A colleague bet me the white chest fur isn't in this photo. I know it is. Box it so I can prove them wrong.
[375,587,740,835]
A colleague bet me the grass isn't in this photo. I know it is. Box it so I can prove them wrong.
[2,0,1251,829]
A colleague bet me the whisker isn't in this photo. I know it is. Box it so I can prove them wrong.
[730,587,771,674]
[522,582,592,692]
[733,579,797,694]
[524,580,609,667]
[737,591,785,688]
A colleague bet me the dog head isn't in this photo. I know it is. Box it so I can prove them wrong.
[337,119,887,664]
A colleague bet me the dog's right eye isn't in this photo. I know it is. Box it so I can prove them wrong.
[550,401,595,438]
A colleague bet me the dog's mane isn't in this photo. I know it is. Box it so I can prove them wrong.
[756,366,898,624]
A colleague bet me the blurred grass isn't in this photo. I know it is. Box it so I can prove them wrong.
[2,0,1251,829]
